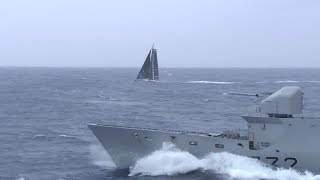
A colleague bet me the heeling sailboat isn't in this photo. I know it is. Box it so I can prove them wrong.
[136,45,159,80]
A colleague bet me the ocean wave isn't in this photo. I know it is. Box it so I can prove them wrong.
[0,177,28,180]
[305,81,320,83]
[129,142,320,180]
[32,134,47,139]
[187,81,241,84]
[275,80,300,83]
[16,177,27,180]
[85,99,107,104]
[259,80,320,84]
[58,134,75,138]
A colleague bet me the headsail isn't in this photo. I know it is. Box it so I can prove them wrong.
[136,46,159,80]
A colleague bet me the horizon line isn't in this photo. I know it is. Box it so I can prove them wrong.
[1,65,320,69]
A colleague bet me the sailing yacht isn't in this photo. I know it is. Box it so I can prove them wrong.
[136,45,159,80]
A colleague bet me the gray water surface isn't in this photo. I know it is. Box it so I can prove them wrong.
[1,67,320,180]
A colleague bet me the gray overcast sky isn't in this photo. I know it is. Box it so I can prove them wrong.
[0,0,319,67]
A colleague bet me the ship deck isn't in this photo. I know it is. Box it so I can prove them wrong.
[89,123,220,137]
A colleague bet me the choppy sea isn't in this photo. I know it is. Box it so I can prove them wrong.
[1,67,320,180]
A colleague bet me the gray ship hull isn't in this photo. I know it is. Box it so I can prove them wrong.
[88,87,320,173]
[88,122,320,173]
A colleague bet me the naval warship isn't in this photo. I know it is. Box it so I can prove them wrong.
[89,86,320,173]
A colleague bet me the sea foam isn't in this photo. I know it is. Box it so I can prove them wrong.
[187,81,240,84]
[275,80,300,83]
[129,142,320,180]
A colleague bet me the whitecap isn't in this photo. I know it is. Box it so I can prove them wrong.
[275,80,300,83]
[58,134,75,138]
[97,94,107,99]
[129,142,320,180]
[85,99,106,104]
[32,134,46,139]
[304,81,320,83]
[187,81,241,84]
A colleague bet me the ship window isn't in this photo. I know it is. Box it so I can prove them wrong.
[144,136,152,141]
[189,141,198,145]
[215,144,224,148]
[249,141,254,150]
[237,143,243,147]
[170,136,176,142]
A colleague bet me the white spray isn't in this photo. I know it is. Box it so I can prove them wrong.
[129,142,320,180]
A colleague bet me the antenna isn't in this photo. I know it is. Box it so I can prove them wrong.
[224,91,273,98]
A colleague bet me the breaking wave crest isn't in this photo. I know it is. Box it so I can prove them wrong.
[32,134,47,139]
[187,81,240,84]
[129,143,320,180]
[305,81,320,83]
[275,80,300,83]
[58,134,75,138]
[275,80,320,84]
[89,144,116,168]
